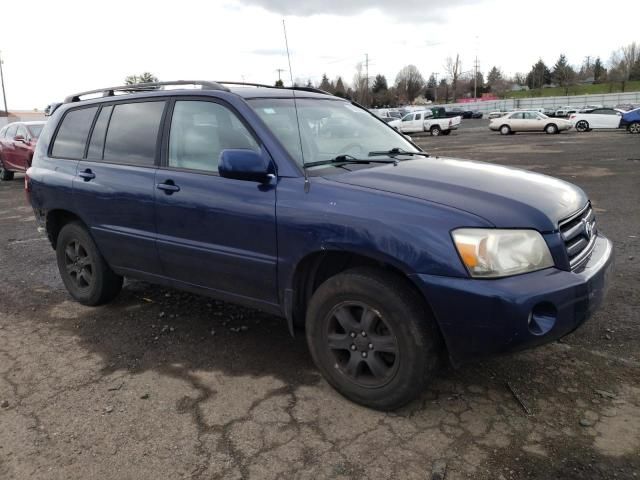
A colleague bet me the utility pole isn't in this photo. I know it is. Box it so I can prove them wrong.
[473,56,479,99]
[0,51,7,115]
[276,68,286,82]
[433,73,439,102]
[365,53,369,107]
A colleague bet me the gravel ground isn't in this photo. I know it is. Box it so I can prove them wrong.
[1,121,639,479]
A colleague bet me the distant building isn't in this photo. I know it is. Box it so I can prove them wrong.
[0,109,46,128]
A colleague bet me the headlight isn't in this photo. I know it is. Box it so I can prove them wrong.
[452,229,554,278]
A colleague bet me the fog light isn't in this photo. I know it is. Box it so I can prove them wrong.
[528,302,557,336]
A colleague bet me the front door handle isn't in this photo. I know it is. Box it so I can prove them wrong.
[78,169,95,181]
[157,181,180,194]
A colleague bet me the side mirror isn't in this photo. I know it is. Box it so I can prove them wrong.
[218,149,272,183]
[14,134,26,143]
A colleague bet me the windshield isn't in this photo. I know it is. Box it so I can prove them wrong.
[28,125,44,138]
[249,98,419,166]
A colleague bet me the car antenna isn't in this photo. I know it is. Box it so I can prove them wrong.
[282,19,310,192]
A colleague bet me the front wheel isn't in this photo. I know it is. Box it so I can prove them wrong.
[430,126,442,136]
[0,159,14,181]
[306,267,440,410]
[545,124,559,134]
[575,120,589,132]
[629,122,640,134]
[56,222,123,306]
[500,125,511,135]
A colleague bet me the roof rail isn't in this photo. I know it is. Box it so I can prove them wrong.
[63,80,230,103]
[217,81,332,96]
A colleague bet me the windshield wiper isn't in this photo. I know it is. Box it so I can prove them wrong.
[304,154,397,169]
[368,147,429,158]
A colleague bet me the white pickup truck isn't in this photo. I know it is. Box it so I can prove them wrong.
[388,109,462,136]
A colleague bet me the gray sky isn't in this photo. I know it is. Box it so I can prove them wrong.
[1,0,637,110]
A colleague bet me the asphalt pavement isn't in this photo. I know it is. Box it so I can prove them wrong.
[1,121,639,479]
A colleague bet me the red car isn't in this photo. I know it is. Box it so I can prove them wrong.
[0,121,46,181]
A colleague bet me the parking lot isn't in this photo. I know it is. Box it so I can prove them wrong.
[1,121,639,479]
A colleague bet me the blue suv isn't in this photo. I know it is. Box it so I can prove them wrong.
[27,80,613,410]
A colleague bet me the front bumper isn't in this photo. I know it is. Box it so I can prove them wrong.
[410,234,613,365]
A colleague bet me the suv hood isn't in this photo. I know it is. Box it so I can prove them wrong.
[326,157,587,232]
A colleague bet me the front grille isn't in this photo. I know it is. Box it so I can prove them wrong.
[559,203,597,270]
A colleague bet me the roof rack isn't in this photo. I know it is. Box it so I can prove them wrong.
[63,80,230,103]
[217,81,332,96]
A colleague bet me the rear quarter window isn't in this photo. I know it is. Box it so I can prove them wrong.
[51,107,98,159]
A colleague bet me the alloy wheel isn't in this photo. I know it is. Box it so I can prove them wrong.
[64,239,94,290]
[324,302,399,388]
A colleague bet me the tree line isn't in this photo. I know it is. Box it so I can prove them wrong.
[288,41,640,107]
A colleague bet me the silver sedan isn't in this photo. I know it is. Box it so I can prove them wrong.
[489,111,572,135]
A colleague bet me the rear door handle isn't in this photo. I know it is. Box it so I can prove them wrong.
[157,181,180,194]
[78,169,95,181]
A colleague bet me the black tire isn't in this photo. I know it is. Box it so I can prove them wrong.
[442,130,452,136]
[0,158,14,181]
[306,267,440,410]
[500,125,511,135]
[628,122,640,134]
[545,123,559,134]
[575,120,589,132]
[430,125,442,136]
[56,221,123,306]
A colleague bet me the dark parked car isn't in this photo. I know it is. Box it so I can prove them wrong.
[0,121,45,180]
[471,111,483,119]
[620,107,640,133]
[27,80,613,410]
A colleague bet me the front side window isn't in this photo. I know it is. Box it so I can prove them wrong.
[250,98,419,167]
[51,107,98,159]
[168,101,259,172]
[16,125,28,138]
[27,124,44,139]
[6,124,17,139]
[103,101,165,166]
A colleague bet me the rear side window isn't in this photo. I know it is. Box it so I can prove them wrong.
[87,106,113,160]
[51,107,98,159]
[103,102,165,166]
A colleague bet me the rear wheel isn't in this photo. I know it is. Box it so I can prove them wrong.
[56,222,123,306]
[430,125,442,136]
[442,130,452,136]
[306,267,440,410]
[500,125,511,135]
[575,120,589,132]
[629,122,640,134]
[0,159,14,181]
[545,123,559,134]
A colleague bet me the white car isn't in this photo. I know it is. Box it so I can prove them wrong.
[569,108,624,132]
[555,105,579,117]
[487,111,509,119]
[389,110,461,136]
[489,111,572,135]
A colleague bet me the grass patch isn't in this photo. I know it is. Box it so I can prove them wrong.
[505,81,640,99]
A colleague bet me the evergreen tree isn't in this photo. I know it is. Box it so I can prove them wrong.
[552,54,576,94]
[593,57,606,83]
[372,74,388,93]
[526,59,551,90]
[334,77,346,97]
